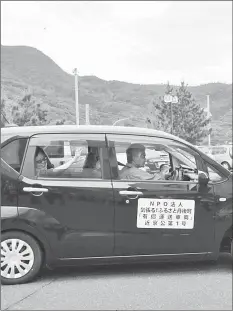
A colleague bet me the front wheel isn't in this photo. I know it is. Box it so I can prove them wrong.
[1,231,43,285]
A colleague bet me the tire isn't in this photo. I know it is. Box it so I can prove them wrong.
[1,231,43,285]
[221,162,230,170]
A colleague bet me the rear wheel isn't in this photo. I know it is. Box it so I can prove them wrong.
[1,231,43,285]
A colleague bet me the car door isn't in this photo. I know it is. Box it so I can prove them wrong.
[106,134,216,257]
[18,133,115,259]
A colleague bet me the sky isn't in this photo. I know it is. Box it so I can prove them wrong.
[1,1,232,85]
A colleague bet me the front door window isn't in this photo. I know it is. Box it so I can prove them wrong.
[107,135,200,182]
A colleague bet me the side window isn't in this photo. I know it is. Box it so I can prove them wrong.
[44,140,65,159]
[229,146,232,158]
[106,134,200,182]
[207,165,225,182]
[1,138,27,173]
[22,133,108,179]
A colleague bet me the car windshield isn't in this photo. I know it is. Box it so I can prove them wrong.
[159,145,197,170]
[229,146,232,157]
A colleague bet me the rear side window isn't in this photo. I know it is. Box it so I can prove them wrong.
[22,133,108,179]
[1,138,27,172]
[44,140,65,158]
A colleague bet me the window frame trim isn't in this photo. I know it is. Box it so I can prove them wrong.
[205,163,229,184]
[1,136,29,175]
[21,132,111,181]
[105,133,208,183]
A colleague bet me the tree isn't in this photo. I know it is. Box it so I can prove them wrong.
[1,99,8,126]
[146,82,173,131]
[55,119,66,125]
[11,94,48,126]
[147,81,211,144]
[146,97,166,130]
[52,119,74,125]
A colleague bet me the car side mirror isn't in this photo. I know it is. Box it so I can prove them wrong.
[198,170,209,185]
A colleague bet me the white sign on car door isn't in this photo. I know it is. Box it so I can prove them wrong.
[137,198,195,229]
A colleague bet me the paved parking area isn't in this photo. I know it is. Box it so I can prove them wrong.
[1,254,232,310]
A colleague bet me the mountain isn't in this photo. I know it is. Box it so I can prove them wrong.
[1,45,232,143]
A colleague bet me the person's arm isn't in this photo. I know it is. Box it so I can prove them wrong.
[183,170,198,181]
[140,170,164,181]
[52,147,84,172]
[53,158,76,172]
[134,169,161,180]
[121,167,164,181]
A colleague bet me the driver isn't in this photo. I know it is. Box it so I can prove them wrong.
[35,146,83,178]
[119,144,171,180]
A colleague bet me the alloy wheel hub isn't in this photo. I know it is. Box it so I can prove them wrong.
[1,238,34,279]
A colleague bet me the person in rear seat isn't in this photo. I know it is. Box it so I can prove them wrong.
[35,146,82,178]
[81,152,101,178]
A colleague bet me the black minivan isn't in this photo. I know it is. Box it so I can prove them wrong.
[1,125,232,285]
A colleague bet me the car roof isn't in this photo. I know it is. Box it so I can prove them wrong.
[1,124,194,148]
[1,124,180,138]
[1,125,231,178]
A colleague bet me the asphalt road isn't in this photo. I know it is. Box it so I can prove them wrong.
[1,254,232,310]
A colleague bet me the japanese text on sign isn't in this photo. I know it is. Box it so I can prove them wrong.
[137,198,195,229]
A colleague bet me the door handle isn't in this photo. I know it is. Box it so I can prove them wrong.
[119,190,143,197]
[23,187,48,193]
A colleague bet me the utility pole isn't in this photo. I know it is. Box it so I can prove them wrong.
[85,103,90,125]
[164,94,178,134]
[73,68,79,125]
[206,95,211,147]
[170,102,173,134]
